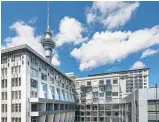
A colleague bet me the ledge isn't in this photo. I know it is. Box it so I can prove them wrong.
[29,98,76,104]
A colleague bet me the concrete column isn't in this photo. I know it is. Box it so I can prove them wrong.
[48,114,54,122]
[72,112,75,122]
[69,112,73,122]
[60,113,65,122]
[55,113,60,122]
[65,112,69,122]
[21,54,28,122]
[39,115,46,122]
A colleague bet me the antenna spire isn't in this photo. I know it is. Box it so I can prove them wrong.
[47,1,50,30]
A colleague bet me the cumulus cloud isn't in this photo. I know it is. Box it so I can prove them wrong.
[86,1,140,29]
[56,16,88,46]
[130,61,146,69]
[141,48,158,59]
[71,25,159,71]
[2,21,60,66]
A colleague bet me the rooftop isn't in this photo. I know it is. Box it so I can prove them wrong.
[88,68,149,77]
[1,44,74,82]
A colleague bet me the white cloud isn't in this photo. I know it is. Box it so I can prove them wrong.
[56,16,88,46]
[28,17,38,24]
[51,52,60,66]
[141,48,158,59]
[86,13,96,24]
[2,21,60,66]
[130,61,146,70]
[71,25,159,71]
[86,1,140,29]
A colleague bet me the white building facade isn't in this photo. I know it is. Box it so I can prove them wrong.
[1,44,76,122]
[72,69,150,122]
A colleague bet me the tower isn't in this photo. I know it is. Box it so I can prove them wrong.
[41,2,55,62]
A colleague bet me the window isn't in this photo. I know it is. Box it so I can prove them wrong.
[19,78,21,86]
[93,92,98,97]
[30,68,38,77]
[93,98,98,102]
[15,78,18,86]
[41,62,47,71]
[99,93,104,97]
[112,85,118,92]
[5,79,7,88]
[11,66,21,74]
[1,92,7,100]
[50,77,54,84]
[112,92,118,96]
[1,118,7,122]
[30,91,38,98]
[12,78,14,87]
[5,104,7,112]
[86,87,92,93]
[41,73,47,81]
[106,79,111,84]
[42,83,47,93]
[2,92,4,100]
[113,79,118,84]
[87,81,91,86]
[19,91,21,99]
[106,91,111,96]
[1,68,7,76]
[15,53,21,61]
[99,80,104,85]
[12,104,15,112]
[1,80,4,88]
[31,79,38,88]
[1,104,4,112]
[15,104,18,112]
[62,83,64,88]
[5,92,7,100]
[30,55,38,66]
[99,86,105,92]
[50,86,55,99]
[12,91,15,99]
[106,85,112,91]
[19,104,21,112]
[15,91,18,99]
[1,56,7,64]
[62,90,65,99]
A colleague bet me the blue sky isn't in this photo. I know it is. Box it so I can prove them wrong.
[1,1,159,87]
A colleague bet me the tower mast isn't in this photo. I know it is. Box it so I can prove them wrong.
[47,1,50,30]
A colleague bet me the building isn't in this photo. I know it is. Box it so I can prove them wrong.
[1,44,76,122]
[74,87,159,122]
[1,2,76,122]
[122,87,159,122]
[75,69,149,104]
[72,68,150,122]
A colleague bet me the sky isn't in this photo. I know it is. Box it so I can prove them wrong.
[1,1,159,87]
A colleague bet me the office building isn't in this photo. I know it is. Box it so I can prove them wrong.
[1,44,76,122]
[71,69,150,122]
[1,2,76,122]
